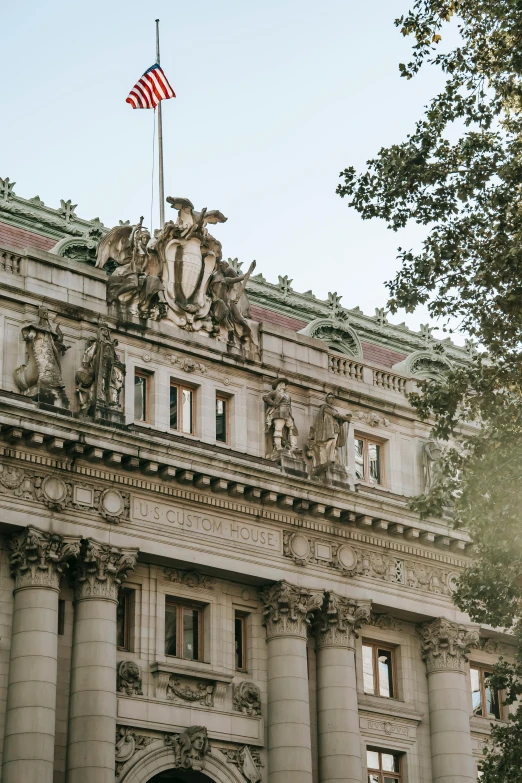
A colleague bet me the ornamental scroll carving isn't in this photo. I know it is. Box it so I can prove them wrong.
[72,540,138,601]
[8,527,81,590]
[418,617,480,674]
[260,581,323,639]
[233,680,261,716]
[313,592,371,649]
[115,726,154,778]
[167,678,214,707]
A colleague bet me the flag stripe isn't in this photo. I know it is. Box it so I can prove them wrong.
[126,64,176,109]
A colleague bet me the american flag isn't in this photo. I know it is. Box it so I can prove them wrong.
[126,63,176,109]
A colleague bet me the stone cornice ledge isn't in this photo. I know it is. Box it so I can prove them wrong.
[357,697,423,724]
[150,660,234,685]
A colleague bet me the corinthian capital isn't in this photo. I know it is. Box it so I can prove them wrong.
[8,526,81,590]
[418,617,480,674]
[73,539,138,601]
[260,581,323,639]
[314,592,371,649]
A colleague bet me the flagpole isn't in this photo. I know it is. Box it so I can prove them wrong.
[155,19,165,228]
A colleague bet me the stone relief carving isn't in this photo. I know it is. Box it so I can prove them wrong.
[224,745,263,782]
[8,526,81,590]
[417,617,480,673]
[14,307,70,408]
[479,637,511,656]
[313,592,371,649]
[263,378,299,460]
[170,355,207,373]
[167,678,215,706]
[117,661,143,696]
[76,324,126,426]
[115,726,154,778]
[282,530,459,597]
[71,539,138,601]
[164,725,210,771]
[352,410,391,428]
[422,440,444,492]
[260,581,323,639]
[366,719,410,738]
[365,612,403,632]
[233,680,261,716]
[163,568,215,590]
[306,394,351,487]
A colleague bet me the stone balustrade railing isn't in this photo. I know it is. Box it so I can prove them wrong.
[0,248,22,274]
[328,354,364,381]
[373,369,408,394]
[328,353,410,395]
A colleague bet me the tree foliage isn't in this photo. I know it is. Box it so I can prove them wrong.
[337,2,522,778]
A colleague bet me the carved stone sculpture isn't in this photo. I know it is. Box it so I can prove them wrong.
[71,539,138,601]
[8,526,81,590]
[209,258,256,345]
[167,678,214,706]
[306,393,351,486]
[262,378,299,460]
[224,745,263,782]
[260,581,323,639]
[422,440,444,492]
[233,680,261,716]
[417,617,480,673]
[14,307,70,408]
[313,592,371,649]
[164,725,210,771]
[76,324,126,425]
[117,660,143,696]
[115,726,154,777]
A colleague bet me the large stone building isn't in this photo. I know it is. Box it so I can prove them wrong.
[0,178,512,783]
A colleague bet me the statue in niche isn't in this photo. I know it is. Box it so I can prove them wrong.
[263,378,299,459]
[75,324,126,426]
[14,307,70,408]
[96,219,166,319]
[306,394,352,487]
[422,440,444,492]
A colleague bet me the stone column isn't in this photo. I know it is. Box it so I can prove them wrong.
[2,527,80,783]
[261,581,323,783]
[314,592,371,783]
[418,617,480,783]
[66,540,138,783]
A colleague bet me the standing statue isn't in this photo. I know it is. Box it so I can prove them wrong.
[209,258,256,343]
[422,440,444,491]
[96,218,166,319]
[263,378,298,459]
[306,394,351,469]
[14,307,70,408]
[75,324,126,425]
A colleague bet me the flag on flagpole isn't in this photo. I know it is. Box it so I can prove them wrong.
[126,63,176,109]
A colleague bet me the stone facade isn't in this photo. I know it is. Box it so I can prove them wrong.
[0,182,514,782]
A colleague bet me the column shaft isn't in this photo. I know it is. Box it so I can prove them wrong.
[428,670,476,783]
[317,645,362,783]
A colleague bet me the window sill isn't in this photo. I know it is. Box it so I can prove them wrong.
[356,480,389,492]
[151,659,234,685]
[358,694,423,723]
[470,715,507,732]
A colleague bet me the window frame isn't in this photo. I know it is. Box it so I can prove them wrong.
[215,393,230,445]
[470,664,504,720]
[234,611,248,672]
[362,640,397,699]
[354,433,385,486]
[134,369,151,423]
[165,597,204,662]
[170,380,196,435]
[366,748,402,782]
[58,599,65,636]
[117,589,133,651]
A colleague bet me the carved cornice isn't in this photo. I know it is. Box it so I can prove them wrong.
[314,592,371,649]
[8,526,80,590]
[418,617,480,674]
[260,581,323,639]
[72,539,138,601]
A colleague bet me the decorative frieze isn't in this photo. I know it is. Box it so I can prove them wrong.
[233,681,262,716]
[313,592,371,649]
[163,568,215,590]
[8,526,81,590]
[260,581,323,639]
[72,540,138,601]
[364,612,403,632]
[224,745,263,782]
[117,661,143,696]
[418,617,480,674]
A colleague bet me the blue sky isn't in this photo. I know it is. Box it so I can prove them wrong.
[2,0,460,338]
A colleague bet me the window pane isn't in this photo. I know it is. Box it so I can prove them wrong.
[362,644,375,694]
[170,385,178,429]
[182,389,193,434]
[134,375,147,421]
[117,592,127,649]
[368,442,381,484]
[355,439,365,480]
[471,667,482,715]
[366,750,380,770]
[378,649,394,698]
[381,753,399,772]
[484,672,501,719]
[183,608,199,660]
[216,398,227,442]
[384,778,401,783]
[165,604,177,656]
[235,616,244,670]
[368,776,380,783]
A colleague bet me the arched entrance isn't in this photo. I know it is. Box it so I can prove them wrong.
[118,742,246,783]
[149,771,212,782]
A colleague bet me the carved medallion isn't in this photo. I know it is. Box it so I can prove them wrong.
[100,489,126,523]
[335,544,358,575]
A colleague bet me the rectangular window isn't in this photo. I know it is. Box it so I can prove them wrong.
[165,598,203,661]
[471,666,502,720]
[58,599,65,636]
[117,589,132,650]
[134,370,149,422]
[367,749,401,782]
[355,436,383,485]
[216,396,228,443]
[362,642,396,698]
[235,613,247,671]
[170,382,195,434]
